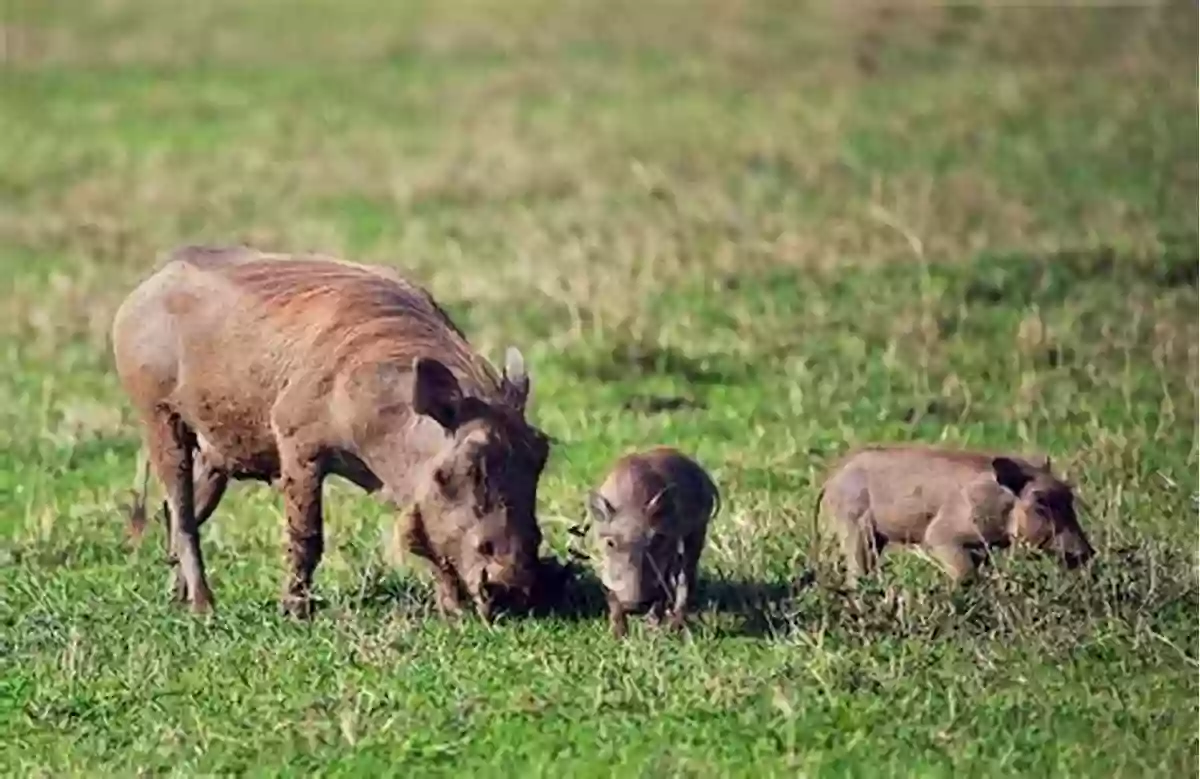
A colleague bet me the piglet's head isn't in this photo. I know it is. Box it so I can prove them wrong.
[993,456,1094,569]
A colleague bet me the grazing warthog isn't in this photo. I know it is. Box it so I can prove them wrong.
[815,444,1094,586]
[113,246,550,620]
[588,447,720,638]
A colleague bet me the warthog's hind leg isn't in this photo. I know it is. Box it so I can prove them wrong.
[158,451,228,603]
[145,409,215,614]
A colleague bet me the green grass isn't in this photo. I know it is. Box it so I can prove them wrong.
[1,1,1197,775]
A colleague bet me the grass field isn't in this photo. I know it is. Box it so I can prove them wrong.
[1,1,1198,775]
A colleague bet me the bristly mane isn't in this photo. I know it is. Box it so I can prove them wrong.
[198,250,509,404]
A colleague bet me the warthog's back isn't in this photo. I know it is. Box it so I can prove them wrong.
[112,246,504,478]
[826,445,1041,532]
[600,447,719,528]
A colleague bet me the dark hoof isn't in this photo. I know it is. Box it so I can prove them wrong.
[435,591,465,619]
[280,596,315,620]
[191,594,216,615]
[167,570,188,605]
[124,496,148,541]
[666,611,688,633]
[609,610,629,639]
[473,600,495,625]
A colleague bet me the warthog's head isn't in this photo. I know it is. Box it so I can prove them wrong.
[410,348,550,617]
[994,456,1094,569]
[588,489,678,612]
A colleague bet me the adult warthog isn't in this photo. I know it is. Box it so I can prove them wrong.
[113,246,550,620]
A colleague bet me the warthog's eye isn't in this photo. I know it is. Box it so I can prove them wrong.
[1035,492,1069,515]
[477,540,495,557]
[604,538,616,550]
[433,467,458,498]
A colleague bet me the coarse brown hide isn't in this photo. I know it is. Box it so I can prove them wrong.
[814,444,1093,587]
[588,446,720,637]
[113,245,550,620]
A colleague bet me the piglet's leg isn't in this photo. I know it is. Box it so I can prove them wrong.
[926,542,977,584]
[646,600,667,628]
[924,504,979,585]
[607,591,629,639]
[668,530,705,631]
[837,511,881,588]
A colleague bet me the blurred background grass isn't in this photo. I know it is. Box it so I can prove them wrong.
[0,1,1197,774]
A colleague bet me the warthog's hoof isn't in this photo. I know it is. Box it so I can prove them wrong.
[470,591,496,625]
[644,602,667,629]
[434,591,464,619]
[191,593,215,616]
[167,570,188,605]
[279,595,315,620]
[666,610,688,633]
[608,610,629,639]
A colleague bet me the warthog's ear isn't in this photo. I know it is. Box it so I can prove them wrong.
[992,456,1035,496]
[502,346,530,412]
[645,487,670,519]
[1028,453,1052,472]
[412,357,463,431]
[588,491,615,523]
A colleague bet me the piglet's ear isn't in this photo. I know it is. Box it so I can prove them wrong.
[412,357,463,431]
[1021,451,1052,472]
[502,346,530,413]
[992,456,1034,496]
[645,487,670,518]
[588,491,615,523]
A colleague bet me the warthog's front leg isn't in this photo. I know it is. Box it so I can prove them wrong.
[470,578,494,624]
[277,448,325,619]
[433,561,468,618]
[399,508,466,618]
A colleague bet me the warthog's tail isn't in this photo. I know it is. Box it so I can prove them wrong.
[126,447,152,542]
[706,469,722,522]
[808,484,826,570]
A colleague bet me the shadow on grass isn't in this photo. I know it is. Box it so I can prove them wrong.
[694,572,819,637]
[526,558,820,638]
[324,541,1198,651]
[345,554,819,637]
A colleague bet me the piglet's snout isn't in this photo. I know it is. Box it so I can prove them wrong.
[1055,532,1095,568]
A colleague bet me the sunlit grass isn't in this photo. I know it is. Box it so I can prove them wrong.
[0,1,1196,775]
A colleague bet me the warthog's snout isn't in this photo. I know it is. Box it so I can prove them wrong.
[465,547,539,620]
[482,566,535,602]
[604,570,668,615]
[1051,531,1095,569]
[1063,539,1095,569]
